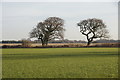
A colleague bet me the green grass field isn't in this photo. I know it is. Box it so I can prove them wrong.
[2,48,118,78]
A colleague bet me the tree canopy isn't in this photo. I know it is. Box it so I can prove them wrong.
[77,18,109,46]
[30,17,65,46]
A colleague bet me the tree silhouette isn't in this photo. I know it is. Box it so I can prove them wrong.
[30,17,65,46]
[77,18,109,46]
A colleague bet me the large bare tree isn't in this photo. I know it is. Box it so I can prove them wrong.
[30,17,65,46]
[77,18,109,46]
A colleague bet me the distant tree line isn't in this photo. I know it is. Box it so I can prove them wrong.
[1,39,119,44]
[1,40,22,43]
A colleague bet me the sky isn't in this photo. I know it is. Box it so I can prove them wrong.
[1,0,119,2]
[1,1,118,41]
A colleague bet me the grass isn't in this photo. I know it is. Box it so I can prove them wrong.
[2,48,118,78]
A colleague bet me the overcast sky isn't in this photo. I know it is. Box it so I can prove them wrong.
[2,2,118,41]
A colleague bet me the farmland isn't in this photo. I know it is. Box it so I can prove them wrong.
[2,48,118,78]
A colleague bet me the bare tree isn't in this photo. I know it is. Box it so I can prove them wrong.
[77,18,109,46]
[30,17,65,46]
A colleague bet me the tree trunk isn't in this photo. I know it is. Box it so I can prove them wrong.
[42,43,45,46]
[87,38,93,46]
[87,41,91,46]
[86,35,91,46]
[42,38,49,47]
[44,36,49,46]
[45,40,48,46]
[41,39,45,47]
[45,41,48,46]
